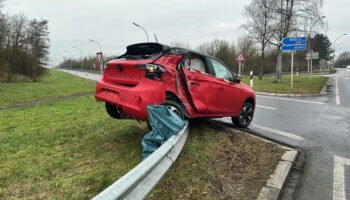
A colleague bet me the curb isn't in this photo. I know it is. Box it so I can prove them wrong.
[256,92,323,97]
[257,150,299,200]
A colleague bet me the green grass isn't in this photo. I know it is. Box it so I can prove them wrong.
[242,75,329,94]
[147,121,284,200]
[0,70,95,106]
[0,96,148,199]
[0,70,285,199]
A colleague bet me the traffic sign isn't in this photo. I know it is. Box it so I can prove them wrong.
[281,37,307,45]
[306,52,319,60]
[235,52,245,77]
[236,52,246,62]
[281,37,307,52]
[280,44,307,51]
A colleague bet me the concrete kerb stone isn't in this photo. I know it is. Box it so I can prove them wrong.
[257,150,298,200]
[256,92,324,97]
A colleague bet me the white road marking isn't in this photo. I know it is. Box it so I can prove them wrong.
[258,95,326,105]
[251,123,304,141]
[256,105,277,110]
[333,155,350,200]
[336,76,340,105]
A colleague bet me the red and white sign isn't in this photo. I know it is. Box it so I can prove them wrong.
[96,52,103,71]
[235,52,246,62]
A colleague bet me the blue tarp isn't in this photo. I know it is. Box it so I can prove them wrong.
[141,105,185,160]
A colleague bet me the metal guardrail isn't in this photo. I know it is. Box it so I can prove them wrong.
[92,122,189,200]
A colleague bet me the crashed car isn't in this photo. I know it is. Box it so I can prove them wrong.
[95,43,256,127]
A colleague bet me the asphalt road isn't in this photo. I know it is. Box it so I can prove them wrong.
[61,68,350,200]
[238,68,350,200]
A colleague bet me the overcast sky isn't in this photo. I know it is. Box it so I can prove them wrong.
[3,0,350,66]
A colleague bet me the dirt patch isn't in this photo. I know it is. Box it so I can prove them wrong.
[147,119,285,200]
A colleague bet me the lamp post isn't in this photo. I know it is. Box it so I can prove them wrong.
[333,33,347,68]
[307,15,326,74]
[88,39,103,72]
[132,22,149,43]
[63,50,72,69]
[72,46,84,70]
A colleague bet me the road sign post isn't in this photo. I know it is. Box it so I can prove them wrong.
[235,52,246,77]
[249,71,253,87]
[291,51,294,88]
[281,37,307,88]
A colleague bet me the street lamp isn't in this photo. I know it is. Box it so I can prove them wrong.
[307,15,326,73]
[63,50,72,69]
[88,39,103,72]
[132,22,149,43]
[72,46,84,70]
[333,33,347,68]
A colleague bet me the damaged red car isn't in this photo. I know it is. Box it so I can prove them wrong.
[95,43,256,127]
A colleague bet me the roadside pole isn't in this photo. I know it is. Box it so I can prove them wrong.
[235,52,246,77]
[291,51,294,88]
[310,50,313,74]
[250,71,254,87]
[280,37,307,88]
[238,61,242,76]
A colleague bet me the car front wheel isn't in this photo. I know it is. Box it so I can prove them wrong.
[232,102,254,128]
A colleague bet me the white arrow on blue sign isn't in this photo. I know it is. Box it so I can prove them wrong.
[280,44,307,51]
[281,37,307,45]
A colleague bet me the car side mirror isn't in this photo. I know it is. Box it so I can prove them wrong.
[234,74,241,83]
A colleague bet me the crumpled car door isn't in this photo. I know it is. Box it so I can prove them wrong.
[179,66,217,113]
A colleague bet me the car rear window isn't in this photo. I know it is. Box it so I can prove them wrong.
[118,43,170,59]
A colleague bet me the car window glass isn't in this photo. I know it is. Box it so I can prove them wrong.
[184,57,207,73]
[211,58,233,81]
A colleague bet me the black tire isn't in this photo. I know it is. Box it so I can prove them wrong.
[147,100,185,130]
[161,100,185,120]
[105,103,121,119]
[232,102,254,128]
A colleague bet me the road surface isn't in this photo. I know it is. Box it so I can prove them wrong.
[61,68,350,200]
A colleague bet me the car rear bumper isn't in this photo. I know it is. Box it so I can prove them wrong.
[95,78,166,121]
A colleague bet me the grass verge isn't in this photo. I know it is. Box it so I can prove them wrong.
[0,70,95,106]
[0,96,148,199]
[148,120,284,200]
[242,75,328,94]
[1,70,285,199]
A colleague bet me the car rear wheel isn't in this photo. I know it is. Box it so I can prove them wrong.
[147,100,185,130]
[162,100,185,120]
[232,102,254,128]
[105,103,121,119]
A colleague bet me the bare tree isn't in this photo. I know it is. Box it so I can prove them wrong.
[28,19,50,82]
[197,39,236,71]
[243,0,278,79]
[4,14,28,81]
[170,41,191,49]
[269,0,324,82]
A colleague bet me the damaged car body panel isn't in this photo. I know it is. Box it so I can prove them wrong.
[95,42,256,127]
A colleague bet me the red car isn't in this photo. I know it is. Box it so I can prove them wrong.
[95,43,256,127]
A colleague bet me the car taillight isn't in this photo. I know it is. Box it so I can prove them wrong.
[145,64,166,80]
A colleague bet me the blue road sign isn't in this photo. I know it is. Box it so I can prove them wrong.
[281,37,307,45]
[280,44,307,51]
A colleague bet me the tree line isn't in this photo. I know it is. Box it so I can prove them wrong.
[60,33,332,78]
[58,0,334,80]
[242,0,331,82]
[335,52,350,67]
[0,1,50,82]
